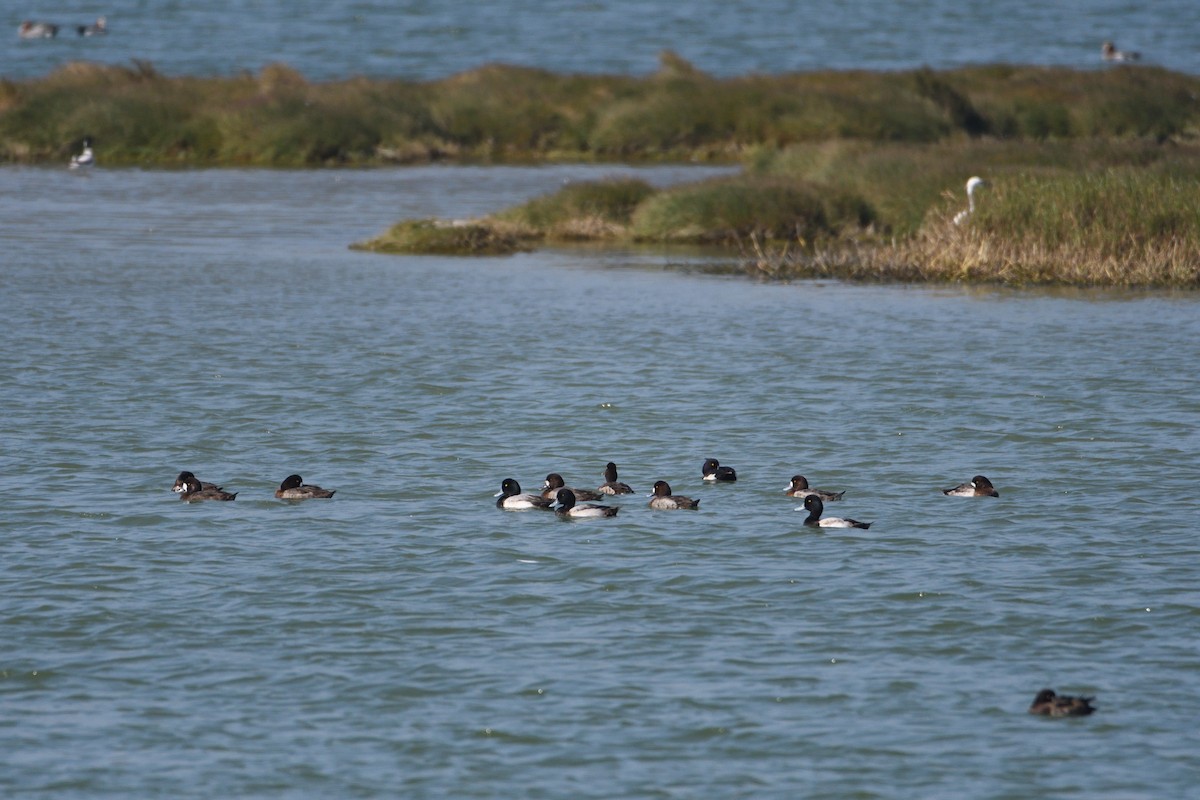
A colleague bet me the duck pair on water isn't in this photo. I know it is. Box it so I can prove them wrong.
[19,18,105,38]
[172,471,335,502]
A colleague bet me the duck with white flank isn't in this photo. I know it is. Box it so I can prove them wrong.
[701,458,737,482]
[275,474,336,500]
[784,475,844,501]
[942,475,999,497]
[495,478,553,510]
[77,17,107,36]
[648,480,700,510]
[1101,41,1139,63]
[552,488,618,518]
[798,494,871,529]
[19,21,59,39]
[597,462,635,495]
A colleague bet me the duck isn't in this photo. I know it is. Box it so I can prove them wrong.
[952,176,986,225]
[552,488,619,519]
[648,480,700,510]
[18,21,59,39]
[542,473,602,501]
[178,476,237,502]
[784,475,844,501]
[495,478,553,510]
[1028,688,1096,717]
[942,475,999,497]
[597,461,635,495]
[275,474,336,500]
[69,138,94,169]
[701,458,737,482]
[1101,41,1139,63]
[172,470,223,494]
[77,17,107,37]
[798,494,871,529]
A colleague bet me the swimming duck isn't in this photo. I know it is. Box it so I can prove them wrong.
[69,138,94,169]
[1028,689,1096,717]
[542,473,602,501]
[18,21,59,39]
[77,17,107,36]
[1101,41,1139,63]
[952,176,986,225]
[597,461,635,495]
[648,480,700,510]
[701,458,737,482]
[942,475,999,497]
[495,478,553,510]
[553,488,619,519]
[178,476,237,502]
[172,470,223,494]
[275,474,336,500]
[798,494,871,529]
[784,475,844,501]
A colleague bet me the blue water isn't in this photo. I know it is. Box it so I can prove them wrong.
[2,165,1199,797]
[5,0,1197,80]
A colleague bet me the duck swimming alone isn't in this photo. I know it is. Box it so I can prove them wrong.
[942,475,999,497]
[701,458,737,482]
[1101,41,1139,63]
[799,494,871,529]
[275,474,336,500]
[784,475,844,501]
[178,476,237,502]
[18,21,59,39]
[648,480,700,510]
[173,471,222,494]
[553,488,619,518]
[69,138,94,169]
[597,462,635,495]
[542,473,602,501]
[495,478,553,510]
[77,17,107,36]
[1028,689,1096,717]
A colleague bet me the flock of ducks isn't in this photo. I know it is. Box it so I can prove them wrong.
[495,461,999,529]
[172,471,335,502]
[18,17,106,39]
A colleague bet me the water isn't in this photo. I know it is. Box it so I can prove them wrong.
[2,165,1198,797]
[5,0,1197,80]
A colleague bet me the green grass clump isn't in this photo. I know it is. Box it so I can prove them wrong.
[4,58,1200,166]
[494,178,657,238]
[629,176,874,244]
[350,219,532,256]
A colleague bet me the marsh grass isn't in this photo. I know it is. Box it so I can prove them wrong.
[4,57,1200,165]
[755,169,1200,287]
[350,219,532,256]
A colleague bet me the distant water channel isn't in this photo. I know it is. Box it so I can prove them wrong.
[5,0,1198,80]
[2,165,1198,798]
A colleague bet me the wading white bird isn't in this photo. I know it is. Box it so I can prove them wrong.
[70,138,94,169]
[952,176,985,225]
[1101,41,1140,63]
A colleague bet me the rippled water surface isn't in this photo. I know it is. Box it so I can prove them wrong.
[2,166,1199,798]
[5,0,1196,79]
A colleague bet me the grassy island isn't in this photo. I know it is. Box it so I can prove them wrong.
[5,55,1199,286]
